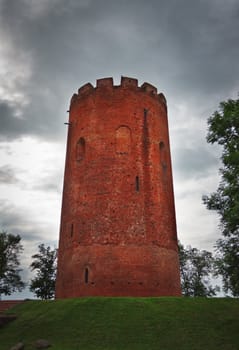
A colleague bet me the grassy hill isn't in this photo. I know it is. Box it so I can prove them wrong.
[0,297,239,350]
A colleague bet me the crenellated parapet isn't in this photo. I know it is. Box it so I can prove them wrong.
[70,76,167,107]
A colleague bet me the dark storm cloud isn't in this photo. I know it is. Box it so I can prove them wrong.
[0,101,27,141]
[0,165,19,184]
[0,0,238,141]
[0,199,48,242]
[173,146,220,180]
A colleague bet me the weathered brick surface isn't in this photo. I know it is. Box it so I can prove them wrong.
[56,76,181,297]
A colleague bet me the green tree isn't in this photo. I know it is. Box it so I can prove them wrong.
[215,237,239,296]
[0,231,25,298]
[203,96,239,296]
[30,244,57,300]
[179,242,219,297]
[203,97,239,236]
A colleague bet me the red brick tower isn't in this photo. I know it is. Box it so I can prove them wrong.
[56,76,181,297]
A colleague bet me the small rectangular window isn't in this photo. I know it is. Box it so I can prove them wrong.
[136,176,140,192]
[76,137,85,161]
[70,223,74,237]
[85,268,89,283]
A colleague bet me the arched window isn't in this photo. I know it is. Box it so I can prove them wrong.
[76,137,85,161]
[116,126,131,154]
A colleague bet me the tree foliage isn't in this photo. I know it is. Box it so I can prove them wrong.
[203,97,239,236]
[203,96,239,296]
[30,244,57,300]
[0,230,25,298]
[215,237,239,297]
[179,242,219,297]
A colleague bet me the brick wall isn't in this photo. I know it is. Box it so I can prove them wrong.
[56,76,181,297]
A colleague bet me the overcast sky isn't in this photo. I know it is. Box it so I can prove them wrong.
[0,0,238,299]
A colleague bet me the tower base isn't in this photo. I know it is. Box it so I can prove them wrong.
[56,244,181,298]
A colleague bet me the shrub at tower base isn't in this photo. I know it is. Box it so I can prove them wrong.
[56,76,181,297]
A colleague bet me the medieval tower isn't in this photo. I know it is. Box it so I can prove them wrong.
[56,76,181,297]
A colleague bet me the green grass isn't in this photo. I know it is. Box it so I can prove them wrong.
[0,297,239,350]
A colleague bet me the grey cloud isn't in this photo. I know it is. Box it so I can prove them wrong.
[0,0,238,142]
[0,165,19,184]
[173,146,220,180]
[0,162,62,193]
[33,182,61,193]
[0,144,13,155]
[0,200,48,243]
[0,94,67,142]
[0,101,27,141]
[32,171,63,193]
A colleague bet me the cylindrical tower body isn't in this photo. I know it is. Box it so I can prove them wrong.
[56,76,181,297]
